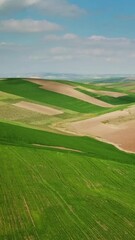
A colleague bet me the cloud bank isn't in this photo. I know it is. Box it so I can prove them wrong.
[0,0,86,17]
[0,19,62,32]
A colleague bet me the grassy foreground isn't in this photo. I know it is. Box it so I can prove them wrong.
[1,121,135,165]
[1,143,135,239]
[0,121,135,239]
[0,78,135,239]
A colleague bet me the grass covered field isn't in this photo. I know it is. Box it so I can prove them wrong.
[77,88,135,105]
[1,130,135,239]
[0,79,105,113]
[1,121,135,165]
[0,78,135,239]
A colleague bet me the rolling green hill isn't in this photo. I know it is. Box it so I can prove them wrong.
[0,122,135,239]
[0,121,135,165]
[0,78,135,240]
[77,88,135,105]
[0,79,105,113]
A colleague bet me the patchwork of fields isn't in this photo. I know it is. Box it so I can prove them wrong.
[68,105,135,153]
[0,78,135,239]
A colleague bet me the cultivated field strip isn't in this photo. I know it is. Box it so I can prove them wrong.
[77,86,127,97]
[0,79,107,113]
[1,144,135,239]
[28,79,113,108]
[14,101,63,116]
[1,121,135,165]
[67,105,135,153]
[0,102,67,133]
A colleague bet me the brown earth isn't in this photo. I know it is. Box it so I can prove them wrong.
[67,105,135,153]
[13,101,63,116]
[78,86,127,97]
[27,79,113,108]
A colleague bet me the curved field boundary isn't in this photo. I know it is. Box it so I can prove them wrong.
[14,101,63,116]
[33,144,82,153]
[77,88,135,105]
[0,79,106,113]
[1,121,135,165]
[68,105,135,153]
[28,79,113,108]
[78,86,127,97]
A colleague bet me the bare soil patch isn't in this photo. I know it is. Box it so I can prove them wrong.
[27,79,113,108]
[13,101,63,116]
[67,105,135,153]
[78,86,127,97]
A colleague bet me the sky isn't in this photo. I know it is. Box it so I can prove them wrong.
[0,0,135,76]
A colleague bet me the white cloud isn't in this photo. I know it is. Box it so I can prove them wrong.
[44,34,134,51]
[0,0,41,9]
[44,34,62,41]
[44,33,78,41]
[88,35,107,41]
[1,34,135,74]
[44,34,131,46]
[38,0,86,17]
[0,0,85,17]
[87,35,129,42]
[50,47,67,54]
[0,19,62,32]
[63,33,78,40]
[42,34,135,62]
[52,55,73,61]
[0,41,7,46]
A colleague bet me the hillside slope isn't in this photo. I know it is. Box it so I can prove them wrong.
[0,78,135,240]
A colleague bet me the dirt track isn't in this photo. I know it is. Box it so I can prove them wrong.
[33,144,82,153]
[67,105,135,153]
[28,79,113,108]
[14,101,63,116]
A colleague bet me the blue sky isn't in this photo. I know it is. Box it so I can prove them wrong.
[0,0,135,75]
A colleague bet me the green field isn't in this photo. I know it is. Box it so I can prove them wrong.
[77,88,135,105]
[1,121,135,165]
[0,79,105,114]
[0,78,135,239]
[1,143,135,240]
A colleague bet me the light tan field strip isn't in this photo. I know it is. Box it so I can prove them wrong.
[78,86,127,97]
[28,79,113,108]
[67,105,135,153]
[13,101,63,116]
[33,144,82,153]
